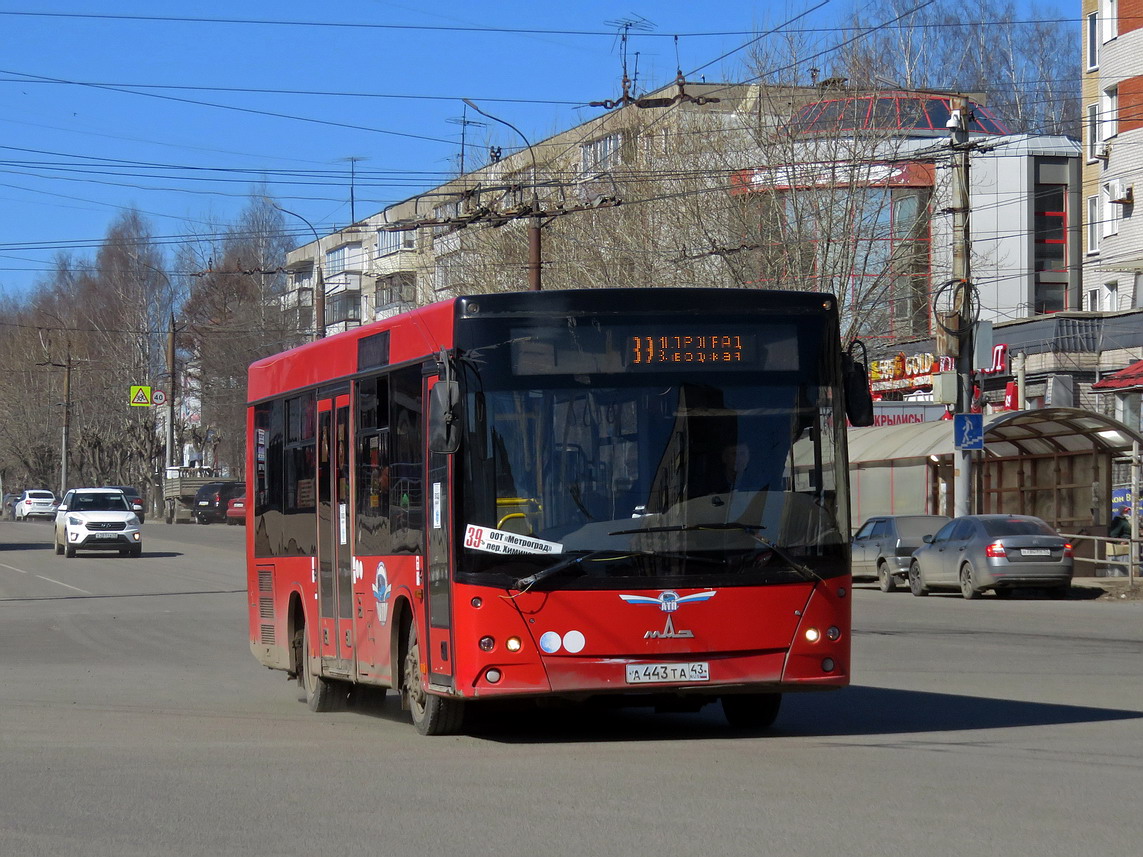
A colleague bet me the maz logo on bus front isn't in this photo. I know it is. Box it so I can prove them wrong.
[618,590,716,639]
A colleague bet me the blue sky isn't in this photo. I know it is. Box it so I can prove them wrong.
[0,1,855,294]
[0,1,1056,295]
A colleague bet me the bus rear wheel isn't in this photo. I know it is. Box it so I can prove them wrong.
[402,623,464,736]
[299,625,338,712]
[721,692,781,731]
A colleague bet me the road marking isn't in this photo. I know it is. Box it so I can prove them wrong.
[36,576,91,594]
[0,563,91,594]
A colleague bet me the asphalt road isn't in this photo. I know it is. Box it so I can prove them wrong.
[1,518,1141,857]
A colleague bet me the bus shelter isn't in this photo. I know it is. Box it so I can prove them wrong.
[846,407,1143,574]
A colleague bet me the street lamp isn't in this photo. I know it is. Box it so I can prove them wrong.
[272,203,326,338]
[462,98,542,291]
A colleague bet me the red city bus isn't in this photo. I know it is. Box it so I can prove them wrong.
[247,288,873,734]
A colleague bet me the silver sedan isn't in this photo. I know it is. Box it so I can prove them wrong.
[908,514,1073,599]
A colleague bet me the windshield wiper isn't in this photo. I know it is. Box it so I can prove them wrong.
[513,550,616,590]
[607,522,822,583]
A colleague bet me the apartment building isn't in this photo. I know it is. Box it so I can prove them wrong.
[1082,0,1143,312]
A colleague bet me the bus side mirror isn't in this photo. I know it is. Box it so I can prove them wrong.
[843,343,874,427]
[429,380,461,454]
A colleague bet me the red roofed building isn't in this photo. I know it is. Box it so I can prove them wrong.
[1093,358,1143,432]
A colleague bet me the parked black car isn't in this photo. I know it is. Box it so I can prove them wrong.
[193,481,245,524]
[851,514,951,592]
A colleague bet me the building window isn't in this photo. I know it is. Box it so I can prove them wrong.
[1087,195,1100,253]
[377,228,415,256]
[1087,12,1099,69]
[1104,281,1119,312]
[1100,0,1117,43]
[1087,104,1100,160]
[325,243,361,275]
[1086,288,1101,311]
[375,272,416,307]
[1033,162,1069,314]
[1102,182,1121,237]
[1102,86,1118,141]
[581,132,623,175]
[326,291,361,325]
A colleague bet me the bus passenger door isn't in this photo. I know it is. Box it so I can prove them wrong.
[317,394,355,675]
[424,377,455,691]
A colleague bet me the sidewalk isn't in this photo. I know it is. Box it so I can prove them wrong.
[1072,575,1143,601]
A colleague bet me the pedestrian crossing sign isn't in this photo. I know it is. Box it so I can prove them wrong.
[130,385,153,407]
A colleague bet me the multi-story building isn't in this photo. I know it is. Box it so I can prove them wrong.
[282,84,1081,351]
[1082,0,1142,312]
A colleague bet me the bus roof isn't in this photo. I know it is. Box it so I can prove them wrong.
[247,298,456,403]
[247,287,839,403]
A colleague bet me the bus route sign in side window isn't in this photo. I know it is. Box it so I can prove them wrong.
[509,323,802,375]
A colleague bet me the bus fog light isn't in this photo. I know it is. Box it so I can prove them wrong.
[826,626,841,641]
[821,658,836,672]
[506,637,522,652]
[478,636,495,652]
[471,597,483,608]
[804,627,821,643]
[485,668,502,683]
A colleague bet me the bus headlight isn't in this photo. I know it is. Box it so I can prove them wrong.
[506,637,522,652]
[478,636,495,652]
[826,626,841,641]
[804,627,821,643]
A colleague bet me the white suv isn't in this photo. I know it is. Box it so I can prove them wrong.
[15,489,57,521]
[54,488,143,558]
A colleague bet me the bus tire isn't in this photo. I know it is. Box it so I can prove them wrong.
[721,693,781,731]
[402,623,464,736]
[300,625,338,712]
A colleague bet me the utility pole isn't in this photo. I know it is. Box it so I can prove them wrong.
[463,99,542,291]
[38,345,75,496]
[950,95,975,517]
[166,313,177,470]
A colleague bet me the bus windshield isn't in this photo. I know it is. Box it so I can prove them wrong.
[456,316,846,589]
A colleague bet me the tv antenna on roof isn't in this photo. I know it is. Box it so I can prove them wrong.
[602,15,655,105]
[448,106,487,175]
[337,156,368,223]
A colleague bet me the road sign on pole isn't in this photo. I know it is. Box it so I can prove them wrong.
[954,413,984,450]
[130,385,153,407]
[152,390,167,406]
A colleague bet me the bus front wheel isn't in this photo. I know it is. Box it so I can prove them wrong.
[402,623,464,736]
[721,693,782,731]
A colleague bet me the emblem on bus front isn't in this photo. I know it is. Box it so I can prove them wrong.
[619,590,715,639]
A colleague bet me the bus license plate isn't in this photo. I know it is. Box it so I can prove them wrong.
[625,662,709,685]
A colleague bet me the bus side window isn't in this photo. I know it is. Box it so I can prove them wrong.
[356,375,391,556]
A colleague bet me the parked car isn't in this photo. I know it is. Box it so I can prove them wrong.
[852,514,951,591]
[225,493,247,525]
[908,514,1073,600]
[102,485,145,523]
[14,489,57,521]
[54,488,142,557]
[193,481,245,524]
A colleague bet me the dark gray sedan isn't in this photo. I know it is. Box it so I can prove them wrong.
[908,514,1073,599]
[851,514,951,591]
